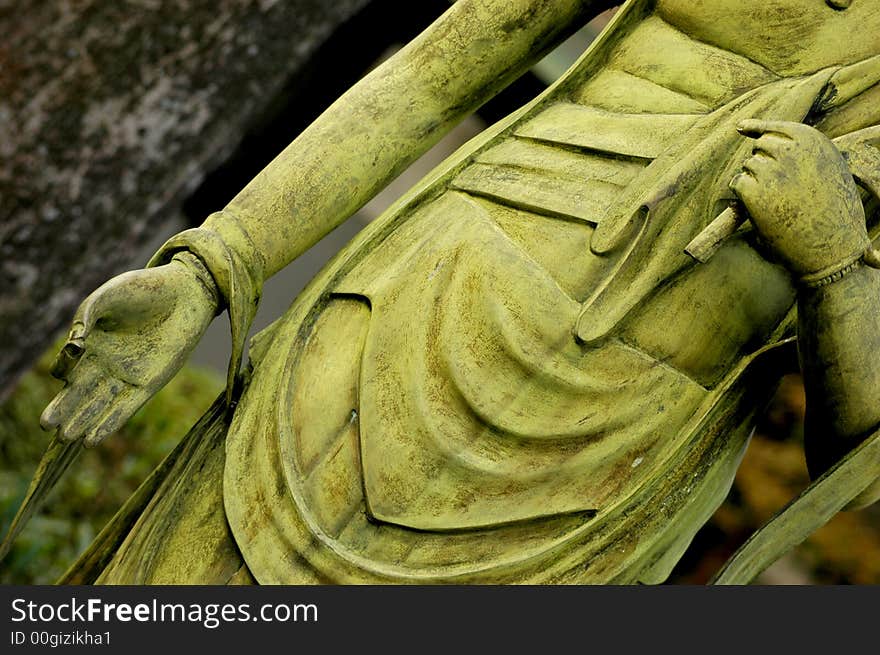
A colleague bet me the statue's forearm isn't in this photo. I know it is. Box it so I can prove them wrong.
[729,117,880,503]
[207,0,610,280]
[798,264,880,482]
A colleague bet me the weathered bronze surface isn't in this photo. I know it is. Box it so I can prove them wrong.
[10,0,880,584]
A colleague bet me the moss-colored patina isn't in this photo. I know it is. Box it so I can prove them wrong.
[9,0,880,584]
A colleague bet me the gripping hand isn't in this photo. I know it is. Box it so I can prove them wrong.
[730,119,870,281]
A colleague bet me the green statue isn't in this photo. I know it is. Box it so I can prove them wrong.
[9,0,880,584]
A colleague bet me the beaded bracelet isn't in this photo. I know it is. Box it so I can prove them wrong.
[800,247,880,289]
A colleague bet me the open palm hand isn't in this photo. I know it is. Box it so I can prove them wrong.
[40,257,217,446]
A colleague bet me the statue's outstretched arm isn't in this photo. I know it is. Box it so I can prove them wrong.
[40,0,613,445]
[216,0,612,279]
[732,119,880,508]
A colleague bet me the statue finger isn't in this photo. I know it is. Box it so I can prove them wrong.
[71,287,114,338]
[40,365,102,431]
[751,134,793,159]
[57,377,120,442]
[737,119,802,140]
[742,152,775,177]
[48,330,86,381]
[82,389,145,448]
[729,171,758,199]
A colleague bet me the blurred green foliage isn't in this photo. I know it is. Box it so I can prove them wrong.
[0,339,223,584]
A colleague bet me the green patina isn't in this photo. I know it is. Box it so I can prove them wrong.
[5,0,880,584]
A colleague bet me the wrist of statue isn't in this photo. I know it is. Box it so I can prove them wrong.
[798,246,880,289]
[201,208,267,289]
[170,251,222,314]
[146,212,265,405]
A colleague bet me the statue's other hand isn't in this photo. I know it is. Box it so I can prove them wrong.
[730,119,870,278]
[40,257,218,447]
